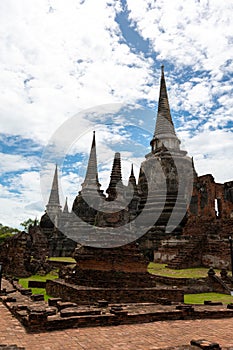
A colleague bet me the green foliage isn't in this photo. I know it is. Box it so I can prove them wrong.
[0,223,20,244]
[18,270,58,284]
[48,256,76,263]
[148,263,222,278]
[20,218,39,231]
[18,280,52,301]
[185,293,233,304]
[18,270,58,301]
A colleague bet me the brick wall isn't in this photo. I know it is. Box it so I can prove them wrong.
[46,279,184,304]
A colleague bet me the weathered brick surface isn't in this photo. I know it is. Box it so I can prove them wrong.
[46,279,184,304]
[1,299,233,349]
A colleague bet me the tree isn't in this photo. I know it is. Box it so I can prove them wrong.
[0,223,20,244]
[20,218,39,231]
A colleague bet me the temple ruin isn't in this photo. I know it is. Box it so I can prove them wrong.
[1,66,233,279]
[39,65,233,271]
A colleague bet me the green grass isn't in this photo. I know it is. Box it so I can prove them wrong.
[18,270,58,283]
[185,293,233,304]
[18,270,58,301]
[148,263,222,278]
[48,256,75,263]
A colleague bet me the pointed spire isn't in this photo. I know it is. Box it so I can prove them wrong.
[192,157,198,178]
[82,131,101,191]
[128,164,136,186]
[130,163,134,176]
[150,65,180,153]
[155,65,176,136]
[106,152,123,201]
[63,197,69,213]
[47,165,60,206]
[128,164,138,196]
[46,164,62,216]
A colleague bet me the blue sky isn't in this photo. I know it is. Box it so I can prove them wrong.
[0,0,233,228]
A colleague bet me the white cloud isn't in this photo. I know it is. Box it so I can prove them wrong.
[181,129,233,183]
[126,0,233,129]
[0,153,39,174]
[0,0,233,228]
[0,0,153,143]
[0,171,44,228]
[127,0,233,69]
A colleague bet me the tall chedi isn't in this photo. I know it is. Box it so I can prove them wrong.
[96,152,130,228]
[44,164,62,223]
[106,152,124,201]
[72,131,105,225]
[138,66,193,258]
[40,165,77,257]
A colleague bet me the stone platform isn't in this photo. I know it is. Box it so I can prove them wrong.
[46,278,184,304]
[2,279,233,333]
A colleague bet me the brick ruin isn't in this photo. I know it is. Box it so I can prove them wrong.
[2,277,233,333]
[155,174,233,269]
[0,223,51,277]
[40,65,232,272]
[1,65,233,280]
[0,67,233,335]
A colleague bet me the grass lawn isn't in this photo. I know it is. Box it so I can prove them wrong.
[48,256,76,263]
[148,263,222,278]
[18,270,58,301]
[185,293,233,304]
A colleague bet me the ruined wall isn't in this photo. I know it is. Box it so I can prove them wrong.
[0,225,52,277]
[172,175,233,268]
[189,175,233,220]
[155,217,233,269]
[46,279,184,304]
[0,231,32,277]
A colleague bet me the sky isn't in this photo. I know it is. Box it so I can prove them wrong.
[0,0,233,228]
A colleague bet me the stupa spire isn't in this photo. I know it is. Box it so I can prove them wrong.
[155,65,176,136]
[150,65,180,153]
[130,163,134,177]
[128,164,136,186]
[46,164,62,216]
[128,164,138,196]
[63,197,69,213]
[106,152,123,201]
[82,131,101,191]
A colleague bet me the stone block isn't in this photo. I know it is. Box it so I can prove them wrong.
[176,305,194,312]
[19,288,32,296]
[60,307,101,318]
[48,297,62,307]
[156,297,172,305]
[12,304,28,311]
[16,310,28,317]
[190,339,221,350]
[30,294,44,302]
[45,307,57,316]
[110,306,128,315]
[5,297,17,302]
[56,301,78,311]
[0,345,25,350]
[0,296,16,302]
[28,312,47,323]
[204,301,223,306]
[28,280,46,288]
[28,306,47,313]
[97,300,109,307]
